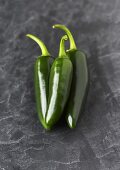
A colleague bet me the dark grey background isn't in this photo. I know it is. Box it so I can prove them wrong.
[0,0,120,170]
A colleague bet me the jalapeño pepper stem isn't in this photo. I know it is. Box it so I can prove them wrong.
[53,24,77,51]
[26,34,50,56]
[59,35,68,58]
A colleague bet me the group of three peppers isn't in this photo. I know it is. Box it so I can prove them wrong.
[26,24,89,130]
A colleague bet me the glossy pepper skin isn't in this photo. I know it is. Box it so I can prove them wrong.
[45,35,73,128]
[26,34,51,130]
[53,25,89,128]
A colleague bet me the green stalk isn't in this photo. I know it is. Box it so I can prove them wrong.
[53,24,77,51]
[58,35,68,58]
[26,34,50,56]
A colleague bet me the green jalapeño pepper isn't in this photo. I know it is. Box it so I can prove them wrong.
[26,34,51,130]
[53,25,89,129]
[45,35,73,128]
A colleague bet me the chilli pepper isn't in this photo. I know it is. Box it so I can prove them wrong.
[26,34,51,130]
[53,25,89,128]
[45,35,73,128]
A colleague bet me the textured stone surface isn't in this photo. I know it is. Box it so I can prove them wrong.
[0,0,120,169]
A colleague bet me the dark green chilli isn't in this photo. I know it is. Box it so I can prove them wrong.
[45,35,73,128]
[26,34,51,130]
[53,25,89,128]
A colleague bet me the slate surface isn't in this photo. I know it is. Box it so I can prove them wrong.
[0,0,120,170]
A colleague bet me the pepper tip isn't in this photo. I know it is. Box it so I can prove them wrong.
[26,34,31,38]
[52,24,62,29]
